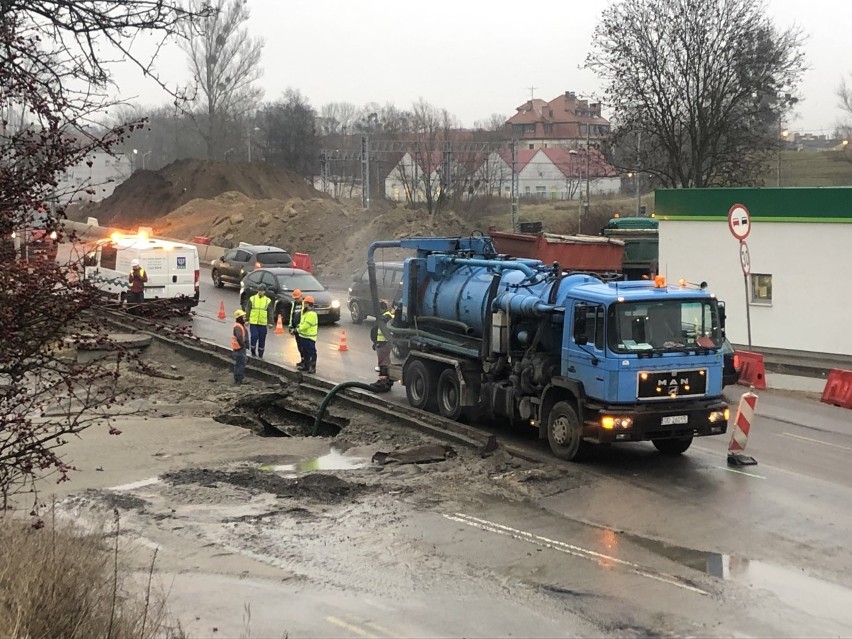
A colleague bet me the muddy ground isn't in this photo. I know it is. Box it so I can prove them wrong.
[44,339,604,637]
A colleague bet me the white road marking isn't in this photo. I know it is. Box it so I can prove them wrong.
[444,512,709,596]
[777,432,852,452]
[109,477,160,491]
[714,467,766,479]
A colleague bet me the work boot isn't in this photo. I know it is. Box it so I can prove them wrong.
[295,361,305,370]
[305,358,316,374]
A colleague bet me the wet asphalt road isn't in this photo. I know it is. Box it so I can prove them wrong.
[189,276,852,636]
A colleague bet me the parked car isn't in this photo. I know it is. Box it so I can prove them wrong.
[211,245,292,288]
[347,261,403,324]
[722,337,742,387]
[240,267,341,325]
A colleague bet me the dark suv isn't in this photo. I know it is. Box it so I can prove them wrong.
[211,245,292,288]
[347,262,403,324]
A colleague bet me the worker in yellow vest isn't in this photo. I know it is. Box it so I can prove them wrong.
[289,289,306,368]
[246,283,273,359]
[371,300,395,392]
[297,296,318,373]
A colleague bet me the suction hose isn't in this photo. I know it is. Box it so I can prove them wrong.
[313,380,382,436]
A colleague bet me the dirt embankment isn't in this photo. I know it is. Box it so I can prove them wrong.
[81,159,324,228]
[74,158,488,278]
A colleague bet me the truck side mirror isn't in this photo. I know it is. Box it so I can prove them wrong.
[718,302,727,329]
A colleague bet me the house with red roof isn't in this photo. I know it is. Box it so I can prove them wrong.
[507,91,611,150]
[476,147,620,200]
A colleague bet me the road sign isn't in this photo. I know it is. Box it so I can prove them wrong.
[728,203,751,241]
[739,241,751,276]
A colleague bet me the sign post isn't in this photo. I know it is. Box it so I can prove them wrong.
[728,204,753,349]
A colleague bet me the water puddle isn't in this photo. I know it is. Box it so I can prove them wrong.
[260,448,368,475]
[627,533,852,627]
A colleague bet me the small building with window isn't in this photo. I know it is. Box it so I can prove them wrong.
[654,187,852,358]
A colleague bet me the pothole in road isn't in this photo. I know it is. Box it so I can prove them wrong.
[214,389,348,437]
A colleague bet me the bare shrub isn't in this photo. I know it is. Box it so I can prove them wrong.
[0,515,181,639]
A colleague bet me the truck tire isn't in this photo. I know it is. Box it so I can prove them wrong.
[349,300,364,324]
[547,401,591,461]
[404,359,437,412]
[212,269,224,288]
[652,436,693,455]
[437,368,463,421]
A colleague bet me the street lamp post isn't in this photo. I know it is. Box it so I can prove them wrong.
[777,127,788,186]
[247,125,260,162]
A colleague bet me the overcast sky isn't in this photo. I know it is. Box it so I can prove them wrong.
[113,0,850,135]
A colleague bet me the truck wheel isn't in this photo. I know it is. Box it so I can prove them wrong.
[404,359,437,412]
[652,436,693,455]
[349,300,364,324]
[547,401,590,461]
[437,369,463,421]
[212,269,224,288]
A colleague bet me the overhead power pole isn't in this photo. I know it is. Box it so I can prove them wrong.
[361,135,370,210]
[510,140,519,231]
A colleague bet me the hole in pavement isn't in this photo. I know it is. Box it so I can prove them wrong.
[214,390,348,437]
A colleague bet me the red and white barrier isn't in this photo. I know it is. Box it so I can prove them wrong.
[727,390,759,466]
[821,369,852,409]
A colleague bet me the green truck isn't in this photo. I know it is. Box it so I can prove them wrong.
[600,216,659,280]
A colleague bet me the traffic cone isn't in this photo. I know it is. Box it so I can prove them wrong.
[338,330,349,352]
[274,315,285,334]
[217,300,226,320]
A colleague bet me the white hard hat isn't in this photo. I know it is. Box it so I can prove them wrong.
[131,259,140,267]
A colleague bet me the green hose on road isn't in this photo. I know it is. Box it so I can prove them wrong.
[313,380,386,436]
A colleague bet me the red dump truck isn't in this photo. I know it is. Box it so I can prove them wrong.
[488,225,625,275]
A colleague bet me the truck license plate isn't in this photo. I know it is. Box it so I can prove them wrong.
[662,415,688,425]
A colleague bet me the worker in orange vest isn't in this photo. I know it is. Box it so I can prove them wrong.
[232,309,249,384]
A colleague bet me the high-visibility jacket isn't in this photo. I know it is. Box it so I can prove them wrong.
[231,322,248,350]
[248,293,271,325]
[376,310,394,342]
[128,267,147,293]
[289,299,304,328]
[297,309,318,341]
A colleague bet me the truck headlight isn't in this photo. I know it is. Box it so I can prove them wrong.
[708,408,730,423]
[331,299,340,309]
[602,416,633,430]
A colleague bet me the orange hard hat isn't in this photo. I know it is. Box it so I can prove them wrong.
[303,295,315,304]
[292,289,302,298]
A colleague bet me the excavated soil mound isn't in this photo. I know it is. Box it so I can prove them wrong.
[86,159,323,227]
[156,192,470,278]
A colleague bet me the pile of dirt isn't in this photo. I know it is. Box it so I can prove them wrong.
[82,159,324,227]
[155,192,471,278]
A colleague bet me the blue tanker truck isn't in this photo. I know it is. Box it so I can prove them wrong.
[367,236,730,461]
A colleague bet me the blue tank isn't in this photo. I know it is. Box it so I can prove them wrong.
[412,259,595,337]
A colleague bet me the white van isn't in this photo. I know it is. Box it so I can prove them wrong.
[84,233,200,309]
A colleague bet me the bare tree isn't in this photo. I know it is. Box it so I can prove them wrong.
[0,0,209,511]
[257,89,320,178]
[318,102,359,137]
[586,0,806,187]
[179,0,264,159]
[473,113,509,133]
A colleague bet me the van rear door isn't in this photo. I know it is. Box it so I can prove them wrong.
[166,247,199,303]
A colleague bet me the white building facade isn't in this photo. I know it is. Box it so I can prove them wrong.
[656,187,852,357]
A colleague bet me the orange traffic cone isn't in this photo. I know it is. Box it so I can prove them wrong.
[217,300,226,320]
[338,330,349,352]
[275,315,285,334]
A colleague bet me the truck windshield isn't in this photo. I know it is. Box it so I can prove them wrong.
[608,300,722,353]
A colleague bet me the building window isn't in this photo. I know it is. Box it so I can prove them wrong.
[536,186,547,198]
[524,186,531,195]
[750,274,772,304]
[528,144,534,150]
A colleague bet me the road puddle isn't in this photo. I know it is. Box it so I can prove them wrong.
[261,448,368,475]
[627,532,852,629]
